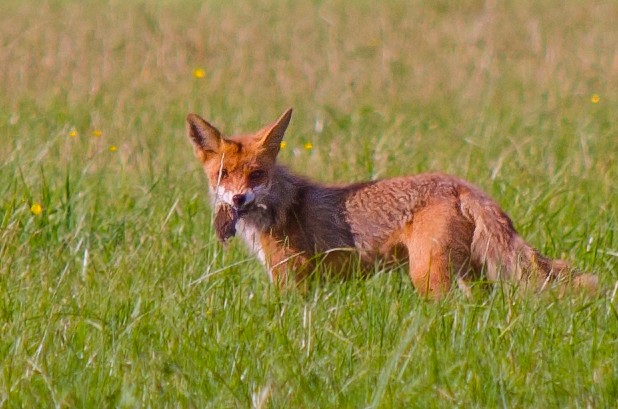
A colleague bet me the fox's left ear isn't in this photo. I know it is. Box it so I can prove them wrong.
[257,108,293,159]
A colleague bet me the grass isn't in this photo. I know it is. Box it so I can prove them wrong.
[1,0,617,407]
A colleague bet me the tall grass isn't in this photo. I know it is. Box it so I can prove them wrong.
[0,0,617,407]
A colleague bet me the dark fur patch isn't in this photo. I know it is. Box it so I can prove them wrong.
[214,204,238,243]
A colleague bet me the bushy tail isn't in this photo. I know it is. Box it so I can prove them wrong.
[460,191,598,292]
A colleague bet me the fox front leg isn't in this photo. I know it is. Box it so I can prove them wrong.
[214,204,238,243]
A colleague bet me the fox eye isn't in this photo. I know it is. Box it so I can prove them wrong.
[248,170,266,182]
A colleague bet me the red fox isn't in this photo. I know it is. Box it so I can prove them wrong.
[186,108,597,298]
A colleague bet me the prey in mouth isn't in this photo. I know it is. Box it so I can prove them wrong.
[213,191,269,243]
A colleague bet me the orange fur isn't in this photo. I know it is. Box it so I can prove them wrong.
[186,109,597,298]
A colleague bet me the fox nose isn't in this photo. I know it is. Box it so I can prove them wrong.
[232,194,246,208]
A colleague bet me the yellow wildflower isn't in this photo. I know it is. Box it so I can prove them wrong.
[193,68,206,79]
[304,142,313,150]
[69,129,78,137]
[92,130,102,137]
[109,145,118,152]
[590,94,600,104]
[30,203,43,215]
[280,141,287,149]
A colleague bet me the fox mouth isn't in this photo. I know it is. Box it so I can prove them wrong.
[234,202,266,217]
[234,202,255,217]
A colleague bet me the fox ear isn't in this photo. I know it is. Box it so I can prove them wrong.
[186,113,222,160]
[257,108,293,159]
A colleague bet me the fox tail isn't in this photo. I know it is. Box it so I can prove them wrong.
[460,191,598,292]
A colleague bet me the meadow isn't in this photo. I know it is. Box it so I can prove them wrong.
[1,0,617,407]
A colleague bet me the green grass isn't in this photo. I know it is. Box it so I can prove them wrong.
[1,0,617,407]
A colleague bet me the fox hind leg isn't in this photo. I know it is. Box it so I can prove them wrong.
[404,201,475,298]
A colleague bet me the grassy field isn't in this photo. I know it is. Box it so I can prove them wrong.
[1,0,617,407]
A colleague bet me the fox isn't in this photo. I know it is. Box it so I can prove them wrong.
[186,108,597,298]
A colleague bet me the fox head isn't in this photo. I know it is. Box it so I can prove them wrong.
[186,108,292,212]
